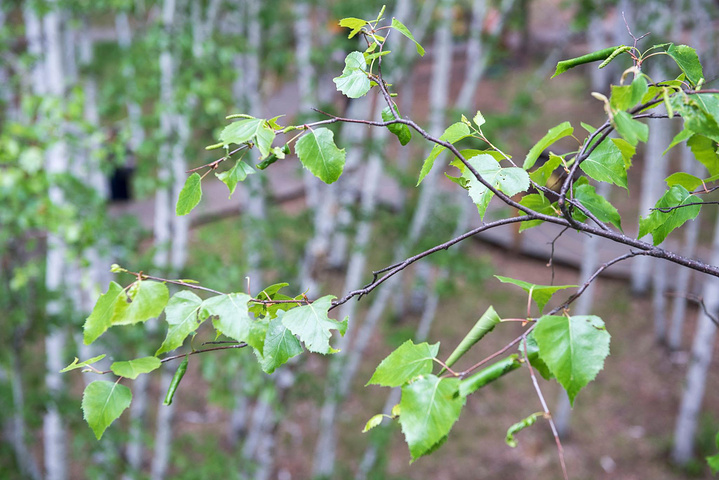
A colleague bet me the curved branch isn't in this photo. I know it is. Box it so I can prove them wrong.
[331,216,531,309]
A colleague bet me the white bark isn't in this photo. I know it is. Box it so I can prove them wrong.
[631,76,669,297]
[150,2,180,478]
[325,96,374,269]
[672,215,719,464]
[42,2,69,478]
[151,370,176,480]
[115,11,146,152]
[116,13,149,474]
[227,1,276,454]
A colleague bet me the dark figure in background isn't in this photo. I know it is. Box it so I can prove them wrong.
[109,165,134,202]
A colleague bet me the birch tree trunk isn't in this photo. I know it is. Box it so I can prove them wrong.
[115,11,145,152]
[668,4,708,349]
[10,333,42,480]
[644,94,671,342]
[151,1,180,478]
[671,215,719,464]
[115,9,153,477]
[41,2,70,478]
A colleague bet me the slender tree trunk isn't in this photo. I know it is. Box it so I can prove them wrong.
[10,333,42,480]
[672,215,719,464]
[42,2,69,478]
[150,1,180,478]
[116,11,152,476]
[115,11,145,152]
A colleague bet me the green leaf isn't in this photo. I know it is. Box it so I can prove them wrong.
[687,134,719,176]
[333,51,370,99]
[339,17,367,38]
[534,315,610,405]
[202,293,255,347]
[455,154,530,219]
[362,413,386,433]
[368,340,440,387]
[248,283,293,318]
[667,44,704,87]
[708,431,719,474]
[521,333,553,380]
[83,281,123,345]
[155,291,207,356]
[381,106,411,146]
[552,46,621,78]
[459,355,523,397]
[708,452,719,475]
[418,122,470,185]
[638,185,702,245]
[670,95,719,143]
[296,128,346,184]
[110,357,161,380]
[281,296,346,354]
[391,18,425,56]
[665,172,704,191]
[261,313,303,374]
[82,381,132,440]
[580,137,628,189]
[573,183,622,230]
[216,160,254,198]
[111,280,169,326]
[219,117,275,158]
[518,193,556,232]
[61,354,106,373]
[663,129,694,155]
[473,111,485,128]
[523,122,573,169]
[612,111,648,146]
[176,173,202,216]
[443,307,500,370]
[505,412,543,448]
[609,75,648,111]
[612,138,636,170]
[495,276,577,313]
[528,153,563,187]
[399,375,464,461]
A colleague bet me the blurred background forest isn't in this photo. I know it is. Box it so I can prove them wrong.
[3,0,719,478]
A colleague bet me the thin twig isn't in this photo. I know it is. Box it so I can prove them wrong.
[186,145,246,173]
[553,251,646,313]
[458,330,531,378]
[652,201,716,213]
[95,343,249,375]
[331,216,531,309]
[522,336,569,480]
